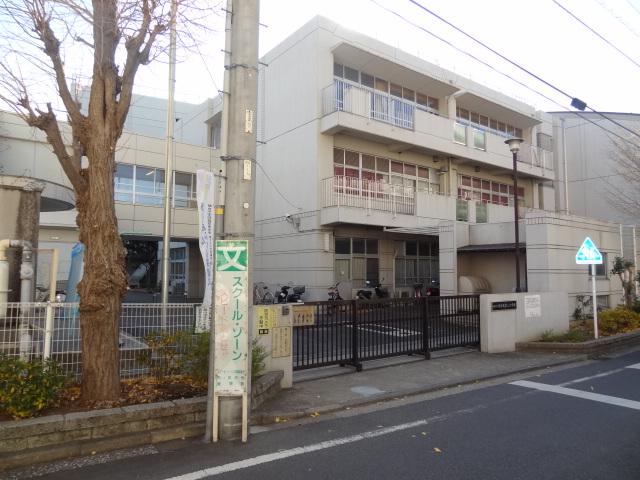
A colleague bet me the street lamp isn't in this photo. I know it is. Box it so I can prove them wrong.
[505,137,524,293]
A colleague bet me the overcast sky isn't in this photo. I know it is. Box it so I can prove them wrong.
[130,0,640,115]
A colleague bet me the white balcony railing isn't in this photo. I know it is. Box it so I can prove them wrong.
[453,121,554,171]
[321,175,415,215]
[322,79,418,130]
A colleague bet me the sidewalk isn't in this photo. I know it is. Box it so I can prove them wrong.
[252,349,585,424]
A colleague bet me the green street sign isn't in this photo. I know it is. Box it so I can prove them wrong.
[216,240,248,272]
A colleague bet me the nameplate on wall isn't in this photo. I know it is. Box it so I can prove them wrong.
[491,300,517,311]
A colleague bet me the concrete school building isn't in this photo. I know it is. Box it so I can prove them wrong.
[252,16,626,307]
[0,16,629,310]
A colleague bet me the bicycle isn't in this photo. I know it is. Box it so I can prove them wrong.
[253,282,275,304]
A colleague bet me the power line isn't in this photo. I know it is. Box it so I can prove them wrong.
[367,0,640,149]
[407,0,640,142]
[593,0,640,39]
[552,0,640,71]
[626,0,640,16]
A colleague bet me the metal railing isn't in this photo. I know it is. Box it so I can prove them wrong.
[321,175,415,215]
[293,296,480,371]
[0,302,209,378]
[322,79,417,130]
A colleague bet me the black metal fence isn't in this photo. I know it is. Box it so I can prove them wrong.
[293,295,480,371]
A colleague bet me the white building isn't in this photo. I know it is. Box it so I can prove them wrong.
[0,16,627,311]
[0,106,221,301]
[253,16,624,308]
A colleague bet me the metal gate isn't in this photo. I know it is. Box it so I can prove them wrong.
[293,295,480,371]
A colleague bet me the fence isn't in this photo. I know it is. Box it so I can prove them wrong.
[293,295,480,371]
[0,302,208,379]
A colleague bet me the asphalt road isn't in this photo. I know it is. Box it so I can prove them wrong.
[8,350,640,480]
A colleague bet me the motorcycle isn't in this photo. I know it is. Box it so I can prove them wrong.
[356,285,373,300]
[276,284,306,303]
[425,279,440,296]
[374,279,389,299]
[327,282,345,316]
[328,282,343,302]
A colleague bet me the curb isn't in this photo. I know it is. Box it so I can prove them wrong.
[250,355,586,425]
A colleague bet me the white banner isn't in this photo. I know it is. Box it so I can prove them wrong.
[196,170,215,312]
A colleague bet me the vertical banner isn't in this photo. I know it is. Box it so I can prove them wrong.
[214,240,249,395]
[196,170,215,316]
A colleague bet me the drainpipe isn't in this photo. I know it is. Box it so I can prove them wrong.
[0,239,35,358]
[0,239,11,319]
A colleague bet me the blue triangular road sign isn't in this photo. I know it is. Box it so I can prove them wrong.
[575,237,603,264]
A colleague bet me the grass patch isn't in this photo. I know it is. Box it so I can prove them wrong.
[539,329,592,343]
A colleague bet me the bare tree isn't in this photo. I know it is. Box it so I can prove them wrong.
[0,0,213,401]
[607,133,640,217]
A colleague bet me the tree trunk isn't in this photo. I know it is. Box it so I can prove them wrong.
[76,147,127,402]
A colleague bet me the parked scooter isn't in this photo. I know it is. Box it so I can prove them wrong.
[356,286,373,300]
[425,279,440,296]
[276,284,306,303]
[374,280,389,299]
[287,285,306,303]
[328,282,343,302]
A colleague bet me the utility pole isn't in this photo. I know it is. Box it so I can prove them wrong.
[218,0,259,441]
[161,0,178,325]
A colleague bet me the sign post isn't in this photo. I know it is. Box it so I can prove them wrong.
[575,237,603,339]
[212,239,249,442]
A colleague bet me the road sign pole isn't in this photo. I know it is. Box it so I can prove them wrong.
[591,264,598,340]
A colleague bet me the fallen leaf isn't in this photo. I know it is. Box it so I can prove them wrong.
[310,412,320,418]
[433,447,442,453]
[421,432,427,436]
[91,451,96,455]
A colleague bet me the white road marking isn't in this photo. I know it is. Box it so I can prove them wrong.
[163,420,428,480]
[626,362,640,370]
[560,368,626,386]
[510,380,640,410]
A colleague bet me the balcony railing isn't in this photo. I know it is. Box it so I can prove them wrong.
[453,121,553,171]
[322,79,420,130]
[321,175,415,215]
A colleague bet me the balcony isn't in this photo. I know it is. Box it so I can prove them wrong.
[320,175,455,228]
[454,120,554,171]
[322,80,441,131]
[321,81,554,181]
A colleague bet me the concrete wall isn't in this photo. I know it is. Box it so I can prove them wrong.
[525,211,623,311]
[552,112,640,226]
[0,176,43,301]
[480,291,569,353]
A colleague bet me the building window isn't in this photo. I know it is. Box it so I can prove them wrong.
[457,174,524,206]
[456,107,522,139]
[114,164,198,208]
[334,237,379,288]
[334,62,440,115]
[135,166,165,205]
[174,172,197,208]
[394,240,439,287]
[333,148,439,194]
[115,164,134,202]
[588,254,608,277]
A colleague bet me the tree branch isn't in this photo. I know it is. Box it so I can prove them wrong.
[20,99,87,193]
[29,0,86,132]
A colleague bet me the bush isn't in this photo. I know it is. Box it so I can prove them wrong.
[139,331,269,384]
[540,329,590,343]
[137,331,185,381]
[176,332,210,383]
[0,355,67,419]
[598,307,640,336]
[251,338,268,381]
